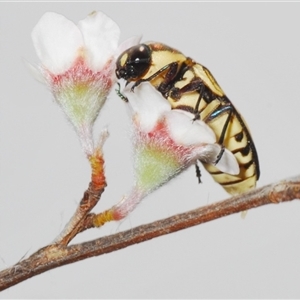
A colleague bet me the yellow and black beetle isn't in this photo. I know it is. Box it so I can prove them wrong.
[115,42,260,195]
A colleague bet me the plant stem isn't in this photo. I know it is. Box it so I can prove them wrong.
[0,175,299,291]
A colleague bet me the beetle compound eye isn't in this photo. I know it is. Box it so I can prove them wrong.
[130,45,151,63]
[127,44,151,79]
[116,44,151,81]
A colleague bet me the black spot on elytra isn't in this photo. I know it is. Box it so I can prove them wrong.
[240,144,250,156]
[235,131,243,142]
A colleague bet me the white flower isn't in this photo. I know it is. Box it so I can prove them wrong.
[30,11,140,156]
[107,81,239,221]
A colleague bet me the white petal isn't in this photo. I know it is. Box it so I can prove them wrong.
[166,109,216,146]
[123,82,171,132]
[115,35,142,58]
[199,144,239,175]
[215,147,239,175]
[78,11,120,70]
[32,12,83,74]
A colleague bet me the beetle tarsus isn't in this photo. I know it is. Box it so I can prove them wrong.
[195,162,202,184]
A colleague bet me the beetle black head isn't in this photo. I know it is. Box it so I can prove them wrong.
[115,44,152,81]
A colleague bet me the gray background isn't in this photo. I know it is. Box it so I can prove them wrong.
[1,2,300,298]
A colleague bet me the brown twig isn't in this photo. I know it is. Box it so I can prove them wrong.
[0,175,299,292]
[54,145,107,246]
[54,183,105,245]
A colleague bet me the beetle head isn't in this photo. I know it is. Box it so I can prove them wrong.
[116,44,151,81]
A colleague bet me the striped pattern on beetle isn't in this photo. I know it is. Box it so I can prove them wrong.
[115,42,260,195]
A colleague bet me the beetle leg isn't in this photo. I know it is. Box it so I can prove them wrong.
[168,78,205,121]
[206,104,233,145]
[169,78,203,100]
[170,80,206,122]
[131,62,179,92]
[215,145,225,165]
[195,161,202,184]
[205,104,234,165]
[157,62,180,95]
[192,84,205,121]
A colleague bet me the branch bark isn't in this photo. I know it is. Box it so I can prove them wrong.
[54,145,107,246]
[0,175,299,292]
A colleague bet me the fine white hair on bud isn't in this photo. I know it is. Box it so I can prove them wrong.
[29,11,141,156]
